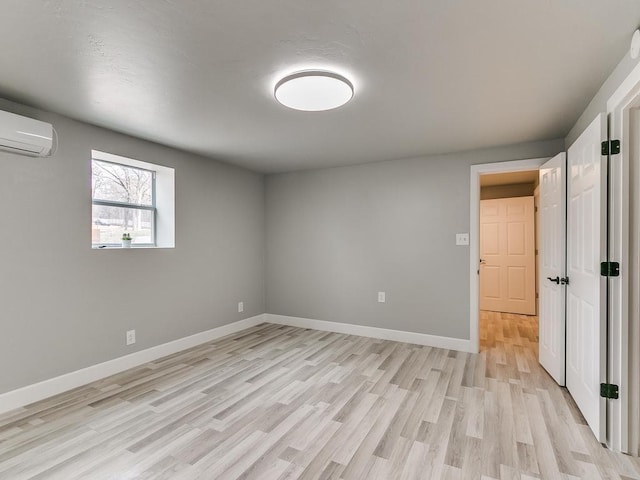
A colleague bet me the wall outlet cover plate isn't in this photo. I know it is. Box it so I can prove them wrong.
[456,233,470,245]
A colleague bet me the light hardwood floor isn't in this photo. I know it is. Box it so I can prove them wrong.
[1,315,639,479]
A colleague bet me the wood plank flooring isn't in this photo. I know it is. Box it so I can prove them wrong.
[1,313,639,479]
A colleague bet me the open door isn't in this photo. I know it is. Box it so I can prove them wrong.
[539,152,567,386]
[566,114,607,442]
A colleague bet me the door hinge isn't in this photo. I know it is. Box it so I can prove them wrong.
[600,383,619,399]
[600,261,620,277]
[601,140,620,156]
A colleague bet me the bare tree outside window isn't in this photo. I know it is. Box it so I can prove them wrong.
[92,159,155,246]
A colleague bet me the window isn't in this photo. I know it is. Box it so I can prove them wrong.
[91,150,175,248]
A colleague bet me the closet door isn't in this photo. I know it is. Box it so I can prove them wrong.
[566,113,607,442]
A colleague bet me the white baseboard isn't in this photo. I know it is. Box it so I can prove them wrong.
[265,314,473,352]
[0,313,472,416]
[0,314,266,415]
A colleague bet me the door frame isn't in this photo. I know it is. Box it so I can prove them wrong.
[606,60,639,455]
[469,157,549,354]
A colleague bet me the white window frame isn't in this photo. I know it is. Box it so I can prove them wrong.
[91,150,175,249]
[92,158,157,247]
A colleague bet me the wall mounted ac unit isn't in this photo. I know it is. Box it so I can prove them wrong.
[0,110,53,157]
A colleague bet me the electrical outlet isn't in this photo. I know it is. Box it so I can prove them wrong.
[238,301,244,313]
[126,329,136,346]
[378,291,386,303]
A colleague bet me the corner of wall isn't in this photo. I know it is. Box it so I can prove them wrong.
[566,53,640,148]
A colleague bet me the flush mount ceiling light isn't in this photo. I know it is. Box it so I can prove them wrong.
[274,71,354,111]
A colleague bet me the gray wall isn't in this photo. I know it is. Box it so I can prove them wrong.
[5,50,635,396]
[480,183,535,200]
[0,99,265,394]
[265,139,563,340]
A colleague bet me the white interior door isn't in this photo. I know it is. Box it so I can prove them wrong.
[538,152,567,386]
[566,114,607,442]
[480,196,536,315]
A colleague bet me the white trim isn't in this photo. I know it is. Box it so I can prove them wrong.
[607,65,640,455]
[469,157,550,353]
[0,314,266,415]
[266,314,474,352]
[626,109,640,457]
[607,60,640,113]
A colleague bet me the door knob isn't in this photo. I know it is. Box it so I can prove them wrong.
[479,259,486,264]
[547,276,560,284]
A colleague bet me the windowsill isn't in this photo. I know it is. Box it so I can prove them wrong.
[92,245,174,250]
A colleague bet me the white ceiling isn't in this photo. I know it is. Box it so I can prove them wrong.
[1,1,639,173]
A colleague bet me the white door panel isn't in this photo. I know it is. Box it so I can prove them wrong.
[480,197,536,315]
[566,113,607,442]
[539,152,566,385]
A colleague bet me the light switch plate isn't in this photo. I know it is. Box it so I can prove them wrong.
[378,291,386,303]
[456,233,469,246]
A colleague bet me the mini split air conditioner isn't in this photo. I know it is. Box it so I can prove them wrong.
[0,110,53,157]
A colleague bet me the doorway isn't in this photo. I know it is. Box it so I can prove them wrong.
[607,70,640,454]
[478,171,539,357]
[469,158,548,353]
[471,122,614,448]
[479,171,538,316]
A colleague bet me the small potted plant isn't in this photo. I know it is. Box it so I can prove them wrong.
[121,233,132,248]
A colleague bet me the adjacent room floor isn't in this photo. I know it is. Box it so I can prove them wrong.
[1,317,639,479]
